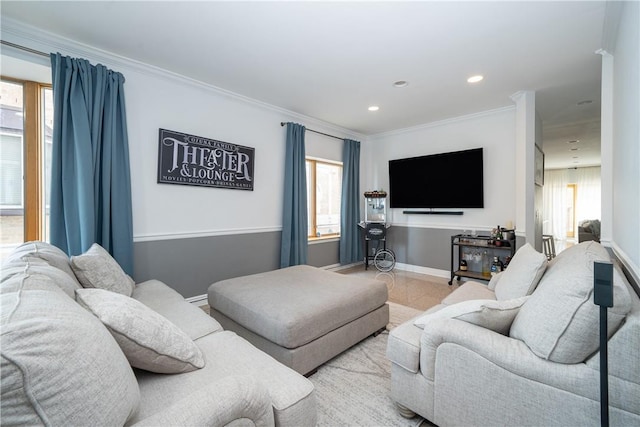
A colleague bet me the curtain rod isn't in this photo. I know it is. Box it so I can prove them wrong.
[280,122,344,141]
[1,40,49,58]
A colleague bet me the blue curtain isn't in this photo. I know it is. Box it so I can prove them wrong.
[340,139,363,264]
[280,122,308,268]
[49,53,134,275]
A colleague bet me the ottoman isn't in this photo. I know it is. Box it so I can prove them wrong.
[208,265,389,375]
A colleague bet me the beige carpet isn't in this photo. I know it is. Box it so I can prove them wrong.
[310,301,430,427]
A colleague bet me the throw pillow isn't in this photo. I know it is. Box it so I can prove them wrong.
[487,270,504,291]
[494,243,547,300]
[414,296,528,335]
[1,284,139,426]
[76,288,206,373]
[3,240,82,287]
[71,243,135,296]
[1,260,82,299]
[510,241,631,363]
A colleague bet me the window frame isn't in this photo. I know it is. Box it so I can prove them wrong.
[306,157,342,241]
[1,76,51,241]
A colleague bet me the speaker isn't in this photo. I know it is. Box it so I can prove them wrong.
[594,262,613,307]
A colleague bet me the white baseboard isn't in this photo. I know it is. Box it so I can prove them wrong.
[186,294,208,307]
[393,263,450,279]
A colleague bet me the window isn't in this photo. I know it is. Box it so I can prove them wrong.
[566,183,577,238]
[0,78,53,260]
[306,158,342,239]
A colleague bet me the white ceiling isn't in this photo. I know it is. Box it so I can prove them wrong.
[1,1,606,169]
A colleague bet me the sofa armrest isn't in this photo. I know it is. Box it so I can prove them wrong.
[419,318,602,396]
[129,375,274,427]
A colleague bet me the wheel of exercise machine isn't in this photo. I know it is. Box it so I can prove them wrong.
[374,249,396,272]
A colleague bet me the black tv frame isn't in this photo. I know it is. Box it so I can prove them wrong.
[388,147,484,211]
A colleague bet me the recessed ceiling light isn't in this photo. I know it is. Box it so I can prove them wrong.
[393,80,409,88]
[467,75,484,83]
[368,105,379,112]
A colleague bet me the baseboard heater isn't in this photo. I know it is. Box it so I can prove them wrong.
[403,210,464,215]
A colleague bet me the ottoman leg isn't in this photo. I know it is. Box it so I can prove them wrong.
[396,402,416,419]
[372,327,386,337]
[304,368,318,378]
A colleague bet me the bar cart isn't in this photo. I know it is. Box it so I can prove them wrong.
[449,233,516,285]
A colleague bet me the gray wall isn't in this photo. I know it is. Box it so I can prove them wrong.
[308,240,340,268]
[133,227,528,298]
[385,227,456,270]
[133,232,340,298]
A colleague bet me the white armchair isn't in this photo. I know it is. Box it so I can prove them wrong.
[387,242,640,426]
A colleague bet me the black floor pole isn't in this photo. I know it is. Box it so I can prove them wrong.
[594,261,613,427]
[599,305,609,427]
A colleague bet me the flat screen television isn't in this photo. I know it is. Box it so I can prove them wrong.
[388,148,484,209]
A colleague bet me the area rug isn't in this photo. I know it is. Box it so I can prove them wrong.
[310,302,428,427]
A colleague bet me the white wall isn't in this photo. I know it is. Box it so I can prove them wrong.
[306,131,344,162]
[365,107,517,233]
[611,0,640,277]
[98,69,360,241]
[126,74,285,239]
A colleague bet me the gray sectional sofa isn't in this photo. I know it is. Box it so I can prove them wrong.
[1,241,316,426]
[387,241,640,426]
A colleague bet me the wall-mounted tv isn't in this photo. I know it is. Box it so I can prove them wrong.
[388,148,484,209]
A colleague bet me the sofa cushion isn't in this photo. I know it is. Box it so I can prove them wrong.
[1,280,139,426]
[494,243,547,300]
[1,260,82,299]
[387,305,442,373]
[133,280,222,340]
[131,331,317,427]
[76,288,205,373]
[414,297,528,335]
[71,243,135,296]
[3,241,81,287]
[510,241,631,363]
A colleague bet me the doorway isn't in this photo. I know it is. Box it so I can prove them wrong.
[543,167,601,252]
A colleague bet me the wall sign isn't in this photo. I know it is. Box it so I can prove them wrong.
[157,128,254,191]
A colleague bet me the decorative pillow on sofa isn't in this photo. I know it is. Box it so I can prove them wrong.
[487,270,504,291]
[494,243,547,300]
[1,260,82,299]
[414,296,528,335]
[510,241,631,363]
[76,288,205,374]
[71,243,135,296]
[1,280,139,426]
[3,240,81,287]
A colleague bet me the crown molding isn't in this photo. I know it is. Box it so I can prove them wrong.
[0,17,365,142]
[367,105,515,141]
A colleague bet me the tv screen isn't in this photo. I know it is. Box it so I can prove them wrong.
[388,148,484,209]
